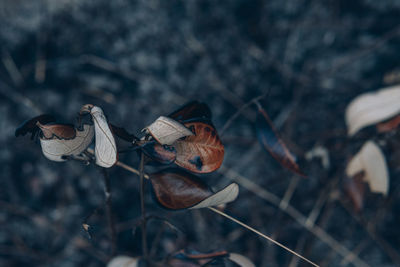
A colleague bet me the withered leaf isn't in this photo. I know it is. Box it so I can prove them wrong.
[169,101,212,123]
[174,122,224,173]
[141,142,177,164]
[109,123,138,142]
[228,253,256,267]
[107,256,140,267]
[346,85,400,136]
[256,107,305,176]
[150,168,238,210]
[38,123,94,162]
[346,141,389,196]
[90,106,118,168]
[15,114,56,139]
[37,123,76,140]
[377,114,400,133]
[146,116,194,145]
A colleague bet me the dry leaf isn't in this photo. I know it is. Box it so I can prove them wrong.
[90,106,118,168]
[377,114,400,133]
[174,122,224,173]
[150,168,238,210]
[38,123,94,162]
[15,114,56,139]
[168,101,212,123]
[141,142,177,164]
[228,253,256,267]
[146,116,194,145]
[107,256,139,267]
[346,141,389,195]
[345,85,400,136]
[256,107,305,176]
[189,183,239,209]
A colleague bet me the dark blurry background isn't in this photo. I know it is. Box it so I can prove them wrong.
[1,0,400,266]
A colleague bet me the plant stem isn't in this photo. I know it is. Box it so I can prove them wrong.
[208,207,319,267]
[139,151,148,258]
[101,168,117,256]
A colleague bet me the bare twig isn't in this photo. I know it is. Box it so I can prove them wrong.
[218,165,370,267]
[101,168,117,256]
[139,152,148,258]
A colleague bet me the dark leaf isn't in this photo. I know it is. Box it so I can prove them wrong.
[141,143,177,164]
[15,114,56,139]
[37,122,76,140]
[149,168,238,210]
[377,114,400,133]
[256,108,305,177]
[174,122,224,173]
[169,101,212,123]
[109,123,138,142]
[150,168,213,210]
[174,250,229,260]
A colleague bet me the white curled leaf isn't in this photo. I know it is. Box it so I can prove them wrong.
[107,256,138,267]
[146,116,193,145]
[345,85,400,136]
[190,183,239,209]
[39,124,94,162]
[91,106,117,168]
[228,253,256,267]
[346,141,389,196]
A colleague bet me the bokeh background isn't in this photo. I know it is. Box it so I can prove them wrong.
[1,0,400,266]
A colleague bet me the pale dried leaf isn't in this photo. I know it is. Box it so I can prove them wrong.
[190,183,239,209]
[91,106,117,168]
[345,85,400,136]
[107,256,138,267]
[146,116,193,145]
[346,141,389,195]
[228,253,255,267]
[40,124,94,162]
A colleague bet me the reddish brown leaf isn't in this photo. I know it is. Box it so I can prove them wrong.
[15,114,56,139]
[256,108,305,177]
[149,168,213,210]
[377,114,400,133]
[169,101,212,123]
[343,171,366,212]
[37,122,76,140]
[142,143,177,164]
[173,122,224,173]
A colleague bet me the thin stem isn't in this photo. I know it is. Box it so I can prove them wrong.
[208,207,319,267]
[115,160,318,266]
[101,168,117,256]
[139,152,148,258]
[220,91,270,137]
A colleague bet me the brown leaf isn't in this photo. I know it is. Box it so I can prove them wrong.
[149,168,238,210]
[168,101,212,123]
[174,122,224,173]
[256,107,305,176]
[37,123,76,139]
[142,142,177,164]
[15,114,56,139]
[377,114,400,133]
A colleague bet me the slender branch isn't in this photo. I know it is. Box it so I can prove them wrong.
[220,91,270,137]
[101,168,117,256]
[116,160,318,266]
[208,207,319,267]
[139,152,148,258]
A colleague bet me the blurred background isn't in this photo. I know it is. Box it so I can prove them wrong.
[1,0,400,266]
